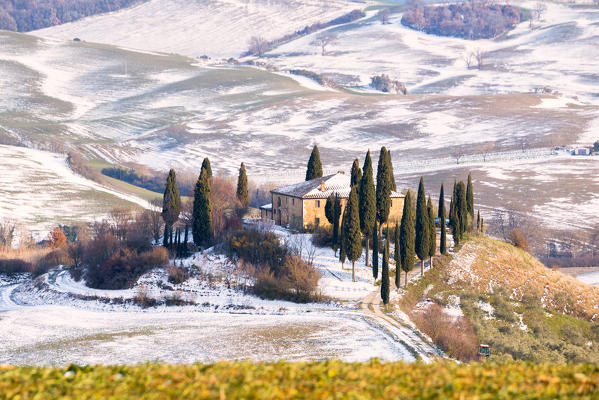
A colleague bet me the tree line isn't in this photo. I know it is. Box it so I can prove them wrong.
[305,145,481,304]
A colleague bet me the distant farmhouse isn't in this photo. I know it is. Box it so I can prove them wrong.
[261,172,405,230]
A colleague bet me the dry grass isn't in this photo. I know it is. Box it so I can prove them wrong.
[443,236,599,321]
[0,246,51,264]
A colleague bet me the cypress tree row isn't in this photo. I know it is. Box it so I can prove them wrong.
[376,147,392,230]
[350,158,362,187]
[414,177,430,276]
[381,226,390,305]
[192,167,212,248]
[201,157,212,179]
[332,194,341,256]
[372,221,379,279]
[236,162,249,210]
[394,221,401,288]
[466,172,474,226]
[386,149,397,191]
[400,190,415,287]
[305,145,323,181]
[359,150,376,267]
[343,186,363,282]
[440,186,447,255]
[427,196,436,268]
[162,169,181,249]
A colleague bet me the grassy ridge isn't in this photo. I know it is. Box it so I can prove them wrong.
[1,361,598,399]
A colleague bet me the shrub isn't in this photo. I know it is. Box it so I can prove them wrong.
[280,255,321,302]
[253,269,288,300]
[311,226,332,248]
[33,249,71,277]
[226,230,287,271]
[507,228,529,251]
[0,258,34,274]
[370,74,407,94]
[168,266,188,284]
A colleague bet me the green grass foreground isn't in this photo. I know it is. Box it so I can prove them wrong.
[1,360,598,399]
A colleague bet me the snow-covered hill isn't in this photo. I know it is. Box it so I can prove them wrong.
[33,0,358,58]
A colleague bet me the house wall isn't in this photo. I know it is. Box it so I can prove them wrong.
[388,196,405,225]
[272,193,303,228]
[302,198,347,229]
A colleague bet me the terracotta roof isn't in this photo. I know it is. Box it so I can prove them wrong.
[271,172,404,200]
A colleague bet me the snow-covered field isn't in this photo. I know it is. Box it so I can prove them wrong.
[34,0,357,59]
[0,145,150,237]
[0,228,432,365]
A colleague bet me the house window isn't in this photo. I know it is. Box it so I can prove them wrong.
[315,217,320,225]
[316,200,321,208]
[292,198,295,205]
[391,200,393,207]
[277,197,281,206]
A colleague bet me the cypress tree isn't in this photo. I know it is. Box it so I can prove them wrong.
[332,194,341,256]
[350,158,362,187]
[381,226,390,305]
[456,181,468,239]
[343,186,362,282]
[440,187,447,255]
[372,221,379,280]
[449,180,458,245]
[466,173,474,224]
[400,190,415,287]
[427,196,436,268]
[183,224,189,257]
[325,194,335,224]
[339,205,347,269]
[359,150,376,267]
[376,147,392,229]
[415,177,430,276]
[201,157,212,179]
[162,169,181,249]
[192,167,212,247]
[477,210,481,233]
[236,162,249,210]
[387,149,396,191]
[305,145,323,181]
[394,221,401,288]
[438,183,445,219]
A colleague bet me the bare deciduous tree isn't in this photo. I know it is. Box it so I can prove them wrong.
[451,146,465,164]
[248,36,269,56]
[0,220,16,247]
[147,199,163,245]
[311,32,338,56]
[463,52,475,69]
[378,8,391,24]
[474,48,486,70]
[476,141,496,162]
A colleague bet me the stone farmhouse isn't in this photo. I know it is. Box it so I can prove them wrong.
[260,172,405,230]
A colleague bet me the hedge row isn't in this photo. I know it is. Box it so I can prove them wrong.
[1,360,598,399]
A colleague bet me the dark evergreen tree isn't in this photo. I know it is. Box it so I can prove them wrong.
[427,196,436,267]
[325,194,335,224]
[359,150,376,267]
[183,224,189,257]
[466,172,474,223]
[372,221,379,279]
[376,147,392,229]
[332,194,341,256]
[415,177,430,276]
[477,210,481,233]
[440,188,447,255]
[339,205,347,269]
[162,169,181,249]
[400,190,415,287]
[456,181,468,240]
[394,221,401,288]
[201,157,212,179]
[381,226,390,305]
[343,186,363,282]
[350,158,362,187]
[387,149,397,191]
[305,145,323,181]
[236,162,249,210]
[192,168,212,247]
[438,183,445,219]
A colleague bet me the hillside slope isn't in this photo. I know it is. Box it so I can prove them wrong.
[401,236,599,363]
[34,0,357,58]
